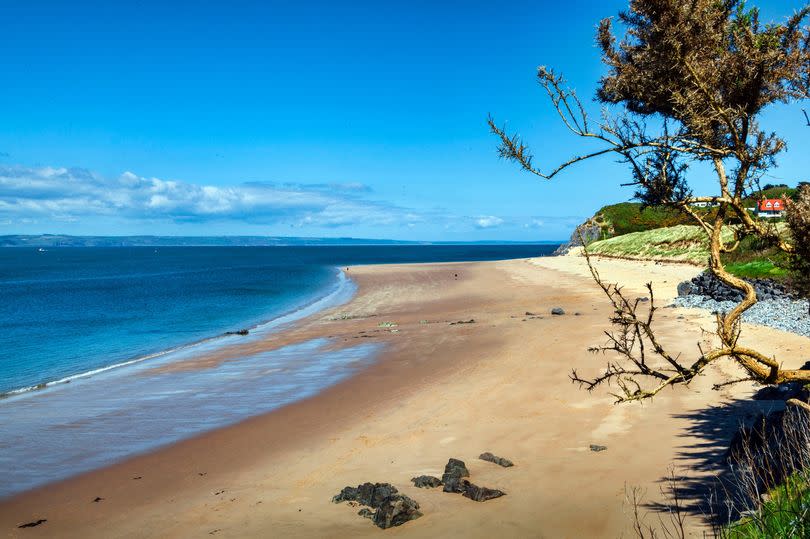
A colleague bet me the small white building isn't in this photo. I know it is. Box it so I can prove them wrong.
[690,200,720,208]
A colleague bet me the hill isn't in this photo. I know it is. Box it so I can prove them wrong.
[583,222,791,279]
[589,184,804,242]
[585,225,732,264]
[586,202,695,239]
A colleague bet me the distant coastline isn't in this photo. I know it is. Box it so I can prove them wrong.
[0,235,563,248]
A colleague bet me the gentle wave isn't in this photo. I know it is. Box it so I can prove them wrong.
[0,268,354,401]
[2,262,295,286]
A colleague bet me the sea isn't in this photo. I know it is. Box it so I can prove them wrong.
[0,244,558,498]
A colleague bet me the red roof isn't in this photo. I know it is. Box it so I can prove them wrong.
[758,199,785,211]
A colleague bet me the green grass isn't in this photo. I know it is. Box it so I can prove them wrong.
[746,185,798,203]
[720,223,792,281]
[724,260,789,279]
[586,224,733,264]
[584,219,793,276]
[593,202,697,238]
[722,474,810,538]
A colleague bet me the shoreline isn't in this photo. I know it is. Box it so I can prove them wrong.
[0,266,370,499]
[2,255,808,537]
[0,267,354,400]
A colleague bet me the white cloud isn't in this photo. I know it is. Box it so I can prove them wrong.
[475,215,504,229]
[0,165,411,229]
[0,164,576,236]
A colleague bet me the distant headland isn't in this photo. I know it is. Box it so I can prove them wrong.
[0,235,561,248]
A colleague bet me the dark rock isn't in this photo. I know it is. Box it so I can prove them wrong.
[589,444,607,452]
[551,307,565,316]
[677,281,694,297]
[677,271,799,303]
[332,482,399,508]
[92,496,104,503]
[411,475,442,488]
[753,382,810,402]
[443,458,469,477]
[372,494,422,529]
[479,452,514,467]
[442,474,466,493]
[332,485,360,504]
[361,482,399,507]
[18,519,47,528]
[341,482,398,507]
[334,483,421,529]
[442,458,470,493]
[459,480,506,502]
[225,329,249,336]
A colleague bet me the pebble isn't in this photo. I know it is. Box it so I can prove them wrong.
[672,295,810,337]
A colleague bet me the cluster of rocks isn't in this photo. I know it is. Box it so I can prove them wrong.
[332,483,422,529]
[677,271,797,303]
[412,457,507,502]
[332,453,511,529]
[673,272,810,338]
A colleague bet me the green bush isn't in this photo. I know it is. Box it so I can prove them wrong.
[722,473,810,538]
[594,202,697,238]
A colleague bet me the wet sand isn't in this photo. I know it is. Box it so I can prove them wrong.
[1,254,808,538]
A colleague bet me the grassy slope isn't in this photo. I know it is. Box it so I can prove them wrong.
[595,202,696,237]
[583,202,792,278]
[585,223,791,279]
[586,224,732,264]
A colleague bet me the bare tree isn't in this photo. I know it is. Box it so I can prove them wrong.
[490,0,810,402]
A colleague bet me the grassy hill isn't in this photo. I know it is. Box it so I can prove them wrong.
[585,225,731,264]
[588,202,696,239]
[747,183,800,202]
[577,194,798,279]
[584,223,791,278]
[591,184,803,241]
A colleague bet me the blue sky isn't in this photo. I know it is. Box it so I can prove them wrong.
[1,0,807,241]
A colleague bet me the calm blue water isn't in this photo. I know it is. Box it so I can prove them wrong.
[0,244,558,497]
[0,244,555,395]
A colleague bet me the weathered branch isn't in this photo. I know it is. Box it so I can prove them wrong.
[492,0,810,404]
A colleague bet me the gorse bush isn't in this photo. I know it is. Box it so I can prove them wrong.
[786,186,810,313]
[628,406,810,538]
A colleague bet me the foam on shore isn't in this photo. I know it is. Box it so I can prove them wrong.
[0,268,355,400]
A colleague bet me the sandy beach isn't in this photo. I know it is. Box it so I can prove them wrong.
[2,254,808,538]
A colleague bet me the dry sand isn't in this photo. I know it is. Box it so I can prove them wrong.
[1,253,808,538]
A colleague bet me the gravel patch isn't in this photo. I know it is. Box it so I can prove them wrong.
[672,295,810,338]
